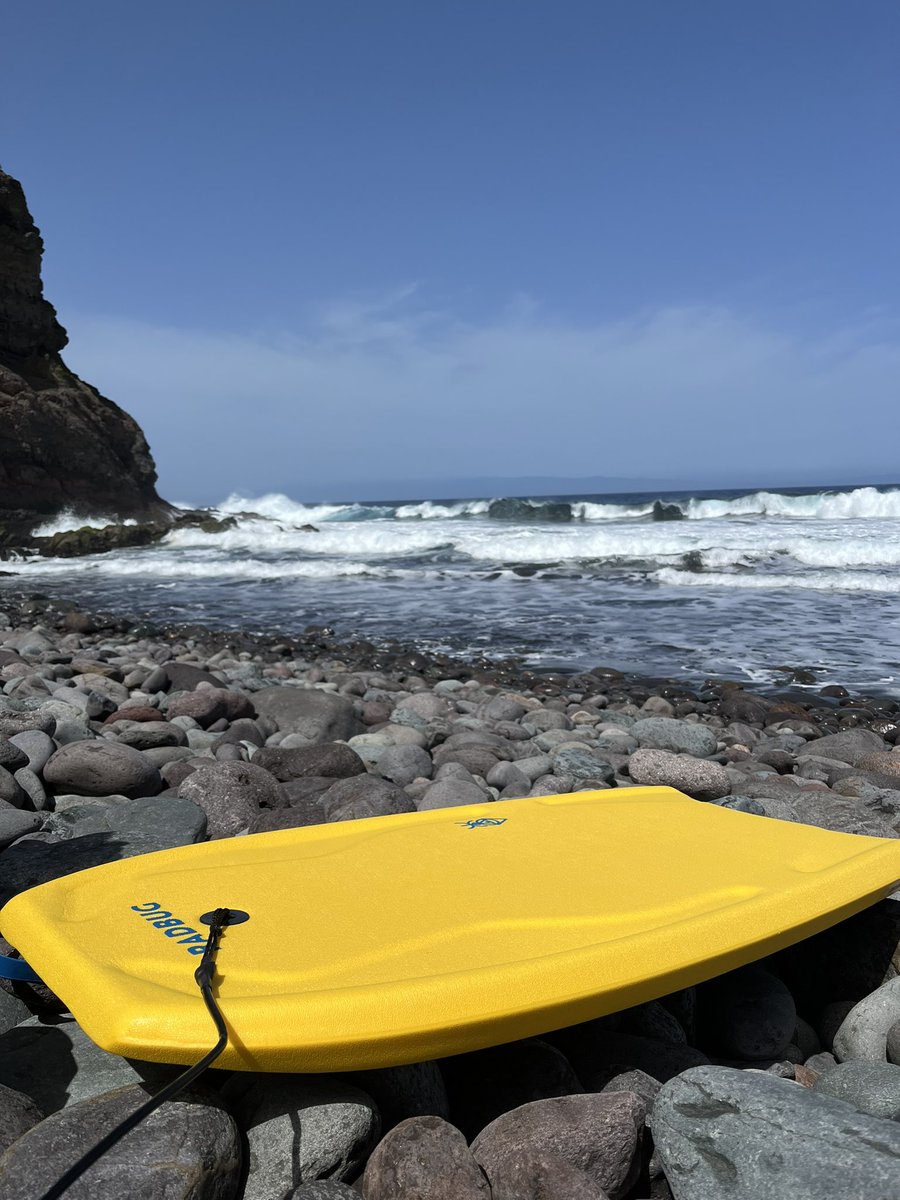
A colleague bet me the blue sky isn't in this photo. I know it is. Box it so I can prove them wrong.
[4,1,899,502]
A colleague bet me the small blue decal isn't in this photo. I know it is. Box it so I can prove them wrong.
[457,817,508,829]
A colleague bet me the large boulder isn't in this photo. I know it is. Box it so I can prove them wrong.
[650,1064,900,1199]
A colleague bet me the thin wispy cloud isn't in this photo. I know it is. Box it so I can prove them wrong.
[62,295,900,503]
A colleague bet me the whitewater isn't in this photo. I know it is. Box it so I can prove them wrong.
[7,483,900,691]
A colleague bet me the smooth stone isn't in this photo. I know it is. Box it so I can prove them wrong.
[0,1083,240,1198]
[321,774,416,822]
[480,695,528,723]
[697,966,797,1060]
[215,718,266,749]
[252,742,367,781]
[0,1081,43,1155]
[8,724,54,772]
[224,1074,379,1199]
[812,1060,900,1119]
[524,709,572,732]
[551,746,615,783]
[0,807,42,850]
[471,1092,643,1200]
[434,761,480,784]
[206,686,257,722]
[650,1064,900,1199]
[392,692,451,721]
[13,766,46,809]
[530,774,574,796]
[430,744,504,777]
[253,686,363,744]
[803,728,887,766]
[112,721,188,751]
[375,744,434,786]
[160,661,225,691]
[834,977,900,1062]
[509,754,554,782]
[417,779,488,810]
[441,1038,583,1140]
[140,745,196,768]
[178,761,282,837]
[627,748,731,801]
[42,741,162,799]
[51,686,115,720]
[361,1115,490,1200]
[631,717,718,757]
[165,689,229,727]
[595,730,639,755]
[0,766,26,807]
[0,1018,177,1113]
[0,739,30,772]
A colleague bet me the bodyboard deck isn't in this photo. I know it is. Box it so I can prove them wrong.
[2,787,899,1071]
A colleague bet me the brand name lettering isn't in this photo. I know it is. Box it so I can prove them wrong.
[131,901,208,955]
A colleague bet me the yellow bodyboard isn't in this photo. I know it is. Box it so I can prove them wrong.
[2,788,898,1071]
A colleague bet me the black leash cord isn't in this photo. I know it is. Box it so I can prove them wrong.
[38,907,236,1200]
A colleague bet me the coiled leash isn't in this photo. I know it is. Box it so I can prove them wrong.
[26,906,247,1200]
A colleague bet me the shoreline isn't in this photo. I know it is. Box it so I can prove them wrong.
[1,586,897,714]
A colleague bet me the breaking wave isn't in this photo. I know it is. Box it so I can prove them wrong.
[209,484,900,526]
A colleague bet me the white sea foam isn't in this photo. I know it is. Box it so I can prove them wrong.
[683,486,900,520]
[209,485,900,526]
[654,566,899,593]
[30,510,138,536]
[394,499,491,519]
[17,554,422,581]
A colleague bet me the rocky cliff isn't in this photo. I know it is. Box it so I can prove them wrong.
[0,167,170,537]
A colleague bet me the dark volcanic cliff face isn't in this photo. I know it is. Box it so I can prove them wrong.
[0,167,170,536]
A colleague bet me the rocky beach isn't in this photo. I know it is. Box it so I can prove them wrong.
[3,151,900,1200]
[1,591,900,1198]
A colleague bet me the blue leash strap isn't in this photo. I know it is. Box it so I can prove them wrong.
[0,955,41,982]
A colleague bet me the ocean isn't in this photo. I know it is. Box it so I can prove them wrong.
[6,483,900,693]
